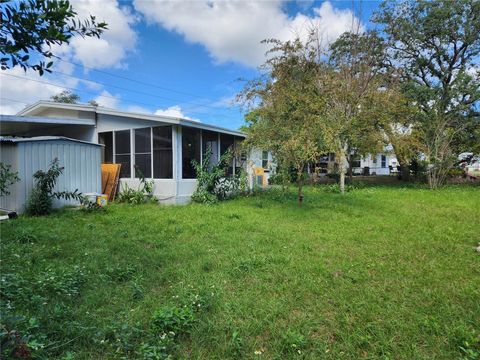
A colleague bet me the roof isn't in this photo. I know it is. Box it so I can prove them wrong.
[16,101,246,137]
[0,136,102,147]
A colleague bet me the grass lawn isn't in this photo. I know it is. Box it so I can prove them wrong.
[1,185,479,359]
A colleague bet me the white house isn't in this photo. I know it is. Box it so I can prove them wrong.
[1,101,271,210]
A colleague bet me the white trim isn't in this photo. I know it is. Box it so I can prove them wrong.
[16,101,246,137]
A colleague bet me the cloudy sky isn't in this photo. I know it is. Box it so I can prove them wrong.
[0,0,380,130]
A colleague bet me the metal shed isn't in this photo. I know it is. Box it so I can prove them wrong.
[0,136,102,213]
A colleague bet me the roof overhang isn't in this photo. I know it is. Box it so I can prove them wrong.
[0,114,95,136]
[15,101,246,138]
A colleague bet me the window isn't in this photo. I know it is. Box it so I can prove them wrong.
[262,151,269,169]
[134,128,152,178]
[220,134,235,175]
[381,155,387,168]
[202,130,218,169]
[373,155,377,164]
[115,130,131,178]
[153,126,173,179]
[352,155,361,168]
[182,127,200,178]
[98,132,113,163]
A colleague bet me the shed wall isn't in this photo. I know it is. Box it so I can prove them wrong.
[1,140,101,213]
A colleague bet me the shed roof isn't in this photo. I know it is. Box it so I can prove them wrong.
[0,136,102,147]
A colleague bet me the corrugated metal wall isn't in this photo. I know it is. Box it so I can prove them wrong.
[1,140,101,213]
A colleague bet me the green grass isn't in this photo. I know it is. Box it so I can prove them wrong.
[1,185,479,359]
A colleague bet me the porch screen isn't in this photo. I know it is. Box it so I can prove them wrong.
[153,126,173,179]
[202,130,218,169]
[115,130,131,178]
[182,127,201,179]
[134,128,151,178]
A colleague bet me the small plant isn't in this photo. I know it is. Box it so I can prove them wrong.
[281,330,307,356]
[151,305,195,336]
[25,158,83,216]
[0,162,20,197]
[117,167,156,205]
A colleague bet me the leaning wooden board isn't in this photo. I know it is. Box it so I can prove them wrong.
[101,164,121,201]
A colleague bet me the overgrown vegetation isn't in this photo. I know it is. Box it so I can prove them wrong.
[25,158,83,216]
[1,185,478,358]
[0,163,20,197]
[191,147,246,204]
[117,167,156,205]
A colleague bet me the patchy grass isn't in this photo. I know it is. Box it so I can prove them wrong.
[1,185,479,359]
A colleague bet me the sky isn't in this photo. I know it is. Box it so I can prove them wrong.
[0,0,381,130]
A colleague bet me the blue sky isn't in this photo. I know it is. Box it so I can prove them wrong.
[0,0,381,130]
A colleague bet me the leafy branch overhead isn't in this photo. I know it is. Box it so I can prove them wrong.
[0,0,107,75]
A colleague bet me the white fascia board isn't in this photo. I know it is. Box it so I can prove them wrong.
[0,114,95,126]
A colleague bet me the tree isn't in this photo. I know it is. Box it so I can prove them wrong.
[238,37,326,206]
[0,163,20,197]
[51,90,80,103]
[374,0,480,188]
[87,99,99,107]
[320,29,388,193]
[1,0,107,75]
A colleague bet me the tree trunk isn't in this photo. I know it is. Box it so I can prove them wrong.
[297,176,304,207]
[398,160,410,181]
[347,154,353,184]
[338,148,347,194]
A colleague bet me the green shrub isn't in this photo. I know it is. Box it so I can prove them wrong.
[117,167,156,205]
[25,158,83,216]
[191,146,244,204]
[0,162,20,197]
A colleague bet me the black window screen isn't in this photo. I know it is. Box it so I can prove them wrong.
[134,128,151,178]
[98,131,113,163]
[202,130,218,169]
[153,126,173,179]
[115,130,131,178]
[182,127,200,179]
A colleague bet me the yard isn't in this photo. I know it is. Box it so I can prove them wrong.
[1,185,479,359]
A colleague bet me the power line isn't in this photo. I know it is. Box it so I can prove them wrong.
[0,97,30,105]
[50,69,239,114]
[56,58,241,107]
[0,73,239,121]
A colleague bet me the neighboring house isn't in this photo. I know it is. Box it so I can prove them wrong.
[310,150,398,177]
[0,101,269,211]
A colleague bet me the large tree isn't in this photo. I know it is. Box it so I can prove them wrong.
[1,0,107,75]
[239,37,326,206]
[374,0,480,188]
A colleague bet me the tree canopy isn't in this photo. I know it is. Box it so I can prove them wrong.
[1,0,107,75]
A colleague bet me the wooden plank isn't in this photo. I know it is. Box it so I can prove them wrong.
[101,164,121,201]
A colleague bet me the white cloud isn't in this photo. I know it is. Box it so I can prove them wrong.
[155,105,200,122]
[94,90,121,108]
[0,67,79,114]
[133,0,361,67]
[53,0,138,69]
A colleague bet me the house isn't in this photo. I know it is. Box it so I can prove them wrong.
[1,101,271,212]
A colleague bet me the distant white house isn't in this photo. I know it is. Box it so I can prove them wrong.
[1,101,272,211]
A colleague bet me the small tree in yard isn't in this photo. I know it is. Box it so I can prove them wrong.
[26,158,83,215]
[239,37,326,206]
[322,29,388,193]
[374,0,480,188]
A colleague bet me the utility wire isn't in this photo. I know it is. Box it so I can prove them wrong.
[50,69,239,113]
[0,73,239,121]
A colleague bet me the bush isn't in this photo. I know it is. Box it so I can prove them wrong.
[0,162,20,197]
[25,158,83,216]
[191,146,244,204]
[117,167,156,205]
